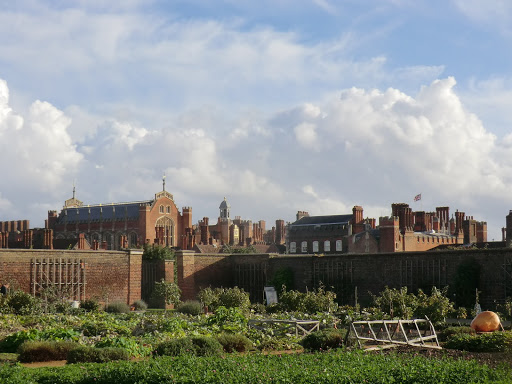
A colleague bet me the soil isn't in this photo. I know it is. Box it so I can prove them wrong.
[22,360,67,368]
[16,347,512,369]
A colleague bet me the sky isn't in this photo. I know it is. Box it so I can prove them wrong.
[1,0,512,240]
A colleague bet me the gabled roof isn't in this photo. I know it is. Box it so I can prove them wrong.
[56,201,151,224]
[290,214,353,227]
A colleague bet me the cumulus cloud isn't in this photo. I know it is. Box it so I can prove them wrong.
[1,76,511,239]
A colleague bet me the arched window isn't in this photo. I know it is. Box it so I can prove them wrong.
[324,240,330,252]
[104,233,112,250]
[312,241,319,253]
[159,205,164,213]
[155,216,175,246]
[289,242,296,253]
[129,233,138,247]
[166,206,171,214]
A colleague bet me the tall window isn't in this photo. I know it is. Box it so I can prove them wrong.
[159,205,164,213]
[129,233,138,247]
[155,216,175,246]
[290,242,296,253]
[312,241,319,253]
[324,240,330,252]
[301,241,308,253]
[105,233,112,250]
[335,239,342,252]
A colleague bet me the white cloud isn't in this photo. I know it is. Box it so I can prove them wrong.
[294,122,320,150]
[1,75,511,239]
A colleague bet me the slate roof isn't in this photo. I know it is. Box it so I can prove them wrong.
[290,214,353,227]
[56,200,152,225]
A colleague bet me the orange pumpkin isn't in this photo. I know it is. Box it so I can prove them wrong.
[470,311,501,332]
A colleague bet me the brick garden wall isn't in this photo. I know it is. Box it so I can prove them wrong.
[175,248,512,309]
[0,249,143,305]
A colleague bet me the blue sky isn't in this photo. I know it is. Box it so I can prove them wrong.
[1,0,512,240]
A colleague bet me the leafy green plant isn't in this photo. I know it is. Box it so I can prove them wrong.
[177,300,203,316]
[6,290,42,315]
[104,302,131,314]
[17,340,78,362]
[198,287,250,312]
[438,326,475,342]
[279,285,338,313]
[301,328,346,351]
[95,336,150,357]
[414,286,454,323]
[0,329,43,353]
[207,306,247,332]
[371,286,416,319]
[216,333,252,353]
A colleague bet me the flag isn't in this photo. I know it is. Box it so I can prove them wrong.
[414,193,421,202]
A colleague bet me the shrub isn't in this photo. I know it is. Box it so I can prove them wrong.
[198,287,250,312]
[132,300,148,311]
[216,333,252,353]
[279,285,337,313]
[190,336,223,357]
[301,328,346,351]
[438,326,475,342]
[154,338,195,357]
[67,346,130,364]
[142,244,175,261]
[17,340,78,362]
[444,331,512,352]
[414,287,454,323]
[177,300,203,316]
[6,290,42,315]
[104,301,131,314]
[250,303,266,314]
[154,336,223,357]
[151,280,181,307]
[80,299,99,312]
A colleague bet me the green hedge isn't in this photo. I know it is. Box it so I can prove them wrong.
[18,341,78,362]
[67,346,130,363]
[444,331,512,352]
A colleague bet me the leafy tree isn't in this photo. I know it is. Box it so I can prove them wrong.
[142,244,175,261]
[221,245,257,254]
[152,279,181,306]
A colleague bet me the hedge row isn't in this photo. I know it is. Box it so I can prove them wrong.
[1,349,510,384]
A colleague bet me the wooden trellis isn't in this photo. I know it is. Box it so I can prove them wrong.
[248,319,320,337]
[31,258,86,301]
[347,319,440,349]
